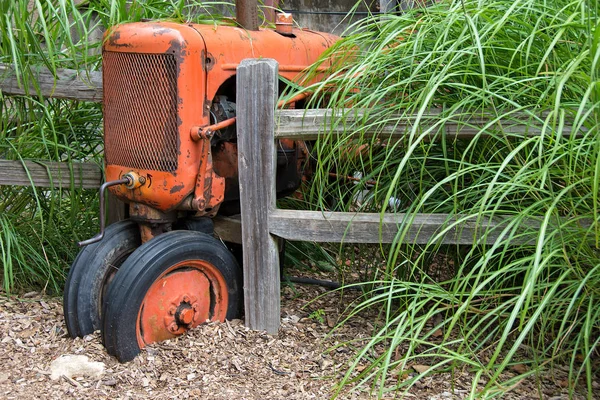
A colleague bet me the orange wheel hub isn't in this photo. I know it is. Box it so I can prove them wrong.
[136,260,229,347]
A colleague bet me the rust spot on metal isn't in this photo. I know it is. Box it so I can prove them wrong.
[170,184,184,194]
[107,30,132,48]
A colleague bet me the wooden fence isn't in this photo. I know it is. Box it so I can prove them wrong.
[0,64,115,220]
[234,59,583,333]
[1,60,580,334]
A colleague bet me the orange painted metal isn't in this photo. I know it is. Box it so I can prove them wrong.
[195,24,336,104]
[278,91,311,108]
[136,260,229,348]
[275,13,294,35]
[103,21,337,213]
[191,129,225,215]
[103,22,207,212]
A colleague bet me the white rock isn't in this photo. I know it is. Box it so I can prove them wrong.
[49,355,105,380]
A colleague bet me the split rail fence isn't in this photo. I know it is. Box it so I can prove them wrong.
[1,59,579,334]
[233,59,585,333]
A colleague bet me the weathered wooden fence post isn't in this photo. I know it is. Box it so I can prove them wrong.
[236,59,281,334]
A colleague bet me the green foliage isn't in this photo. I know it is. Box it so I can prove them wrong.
[300,0,599,397]
[308,308,326,324]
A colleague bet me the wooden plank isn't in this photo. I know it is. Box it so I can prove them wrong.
[274,109,581,140]
[0,63,102,102]
[380,0,396,13]
[106,192,127,224]
[237,59,281,334]
[269,209,537,245]
[213,215,243,244]
[0,160,102,189]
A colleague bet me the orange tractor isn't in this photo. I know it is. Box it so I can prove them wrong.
[63,3,337,361]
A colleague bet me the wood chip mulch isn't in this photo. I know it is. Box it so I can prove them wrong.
[0,283,596,399]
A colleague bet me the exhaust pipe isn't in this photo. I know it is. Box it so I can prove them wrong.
[236,0,259,31]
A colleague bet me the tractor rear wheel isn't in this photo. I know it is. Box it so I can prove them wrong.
[64,220,140,337]
[101,230,242,362]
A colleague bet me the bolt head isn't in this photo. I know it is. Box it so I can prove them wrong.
[168,323,178,333]
[169,306,177,315]
[182,295,190,303]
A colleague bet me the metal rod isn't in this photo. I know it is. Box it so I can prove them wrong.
[236,0,259,31]
[277,91,311,107]
[78,177,130,247]
[193,92,312,141]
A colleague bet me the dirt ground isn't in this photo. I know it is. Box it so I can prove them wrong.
[0,280,597,400]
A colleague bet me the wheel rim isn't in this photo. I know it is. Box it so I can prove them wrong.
[136,260,229,347]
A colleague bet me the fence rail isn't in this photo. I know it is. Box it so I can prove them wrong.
[0,160,102,188]
[275,108,582,140]
[0,63,102,102]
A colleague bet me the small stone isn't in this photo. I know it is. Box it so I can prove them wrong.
[412,364,430,374]
[83,334,94,342]
[511,364,528,374]
[558,379,569,388]
[49,355,105,380]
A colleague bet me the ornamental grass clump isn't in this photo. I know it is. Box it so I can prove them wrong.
[301,0,599,397]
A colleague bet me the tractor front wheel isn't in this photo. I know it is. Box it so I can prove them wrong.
[101,230,242,362]
[63,220,141,338]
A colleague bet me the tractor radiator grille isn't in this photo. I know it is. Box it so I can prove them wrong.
[103,51,179,172]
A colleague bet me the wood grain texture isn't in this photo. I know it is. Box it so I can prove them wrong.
[0,160,102,189]
[237,59,281,334]
[213,215,243,244]
[106,192,127,224]
[269,209,536,245]
[0,63,102,102]
[274,108,580,140]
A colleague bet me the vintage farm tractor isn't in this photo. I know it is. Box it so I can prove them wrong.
[63,1,337,362]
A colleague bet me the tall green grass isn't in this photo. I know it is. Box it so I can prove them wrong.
[299,0,599,397]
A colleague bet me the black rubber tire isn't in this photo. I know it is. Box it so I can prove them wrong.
[102,230,242,362]
[63,220,140,337]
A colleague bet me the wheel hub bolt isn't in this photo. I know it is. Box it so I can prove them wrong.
[168,322,178,333]
[169,306,177,315]
[178,308,194,325]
